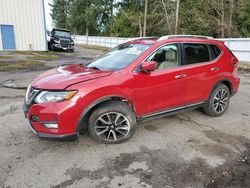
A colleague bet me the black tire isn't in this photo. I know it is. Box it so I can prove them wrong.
[203,84,231,117]
[49,44,55,51]
[88,101,136,144]
[48,42,51,50]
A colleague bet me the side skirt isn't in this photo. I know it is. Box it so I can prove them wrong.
[137,101,205,122]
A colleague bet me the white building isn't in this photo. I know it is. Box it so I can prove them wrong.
[0,0,47,51]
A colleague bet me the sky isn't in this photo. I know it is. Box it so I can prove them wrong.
[44,0,53,30]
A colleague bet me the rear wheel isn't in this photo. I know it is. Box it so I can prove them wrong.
[88,101,136,144]
[203,84,231,117]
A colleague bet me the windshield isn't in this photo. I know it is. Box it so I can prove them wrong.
[54,30,71,38]
[86,44,151,71]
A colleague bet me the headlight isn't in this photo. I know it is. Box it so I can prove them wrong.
[54,40,60,43]
[35,90,77,103]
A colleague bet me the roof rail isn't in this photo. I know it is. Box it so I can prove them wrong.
[130,37,158,40]
[157,35,213,41]
[125,37,158,43]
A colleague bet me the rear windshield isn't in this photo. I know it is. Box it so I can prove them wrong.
[87,44,151,71]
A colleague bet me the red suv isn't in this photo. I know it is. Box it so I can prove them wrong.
[23,35,240,144]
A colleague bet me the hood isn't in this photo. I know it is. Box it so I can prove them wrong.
[59,37,71,40]
[31,64,112,90]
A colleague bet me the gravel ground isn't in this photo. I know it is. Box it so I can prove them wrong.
[0,47,250,188]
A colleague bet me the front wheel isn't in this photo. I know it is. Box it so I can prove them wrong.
[203,84,231,117]
[88,101,136,144]
[49,44,55,51]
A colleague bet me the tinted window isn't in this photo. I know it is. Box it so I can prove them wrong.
[87,44,150,71]
[210,44,221,58]
[183,43,210,65]
[147,44,178,70]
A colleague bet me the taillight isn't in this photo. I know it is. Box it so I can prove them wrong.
[231,56,239,67]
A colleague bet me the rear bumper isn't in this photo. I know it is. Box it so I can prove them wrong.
[232,77,240,96]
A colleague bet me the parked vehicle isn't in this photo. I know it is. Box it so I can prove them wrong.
[48,28,74,52]
[24,35,240,144]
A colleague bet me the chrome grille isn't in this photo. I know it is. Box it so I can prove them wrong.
[60,39,70,48]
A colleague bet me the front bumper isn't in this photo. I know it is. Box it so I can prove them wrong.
[27,119,77,140]
[53,43,74,50]
[23,98,82,141]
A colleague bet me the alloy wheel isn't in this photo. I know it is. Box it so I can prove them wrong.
[213,89,229,113]
[94,112,131,142]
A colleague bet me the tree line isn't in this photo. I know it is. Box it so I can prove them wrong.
[50,0,250,38]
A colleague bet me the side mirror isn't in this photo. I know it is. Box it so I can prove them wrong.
[141,61,157,72]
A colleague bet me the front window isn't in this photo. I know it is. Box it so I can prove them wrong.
[86,43,151,71]
[147,44,179,70]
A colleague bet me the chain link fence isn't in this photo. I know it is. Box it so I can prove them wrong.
[75,35,250,62]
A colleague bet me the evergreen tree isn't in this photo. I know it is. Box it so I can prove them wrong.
[49,0,250,37]
[50,0,72,29]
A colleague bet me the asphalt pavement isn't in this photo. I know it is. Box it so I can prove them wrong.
[0,47,249,188]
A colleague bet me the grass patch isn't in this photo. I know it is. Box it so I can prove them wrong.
[0,61,44,72]
[32,53,59,61]
[10,51,60,60]
[10,51,38,56]
[79,44,111,51]
[0,55,13,59]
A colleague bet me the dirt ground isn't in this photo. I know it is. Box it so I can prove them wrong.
[0,47,250,188]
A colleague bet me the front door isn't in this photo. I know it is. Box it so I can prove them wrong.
[133,43,188,116]
[1,25,16,50]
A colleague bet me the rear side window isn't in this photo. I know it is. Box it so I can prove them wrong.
[183,43,210,65]
[210,44,221,59]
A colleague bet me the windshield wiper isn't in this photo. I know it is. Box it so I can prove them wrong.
[88,66,100,70]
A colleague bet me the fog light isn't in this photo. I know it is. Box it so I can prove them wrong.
[31,115,39,122]
[42,122,58,129]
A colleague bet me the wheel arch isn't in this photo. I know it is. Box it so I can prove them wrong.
[76,95,136,132]
[211,79,233,96]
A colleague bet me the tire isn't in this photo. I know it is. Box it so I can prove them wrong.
[203,84,231,117]
[48,42,51,50]
[88,101,136,144]
[49,44,55,51]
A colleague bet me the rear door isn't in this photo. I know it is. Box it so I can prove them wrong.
[180,43,222,104]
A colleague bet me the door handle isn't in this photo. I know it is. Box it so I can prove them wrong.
[211,67,219,71]
[175,74,187,79]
